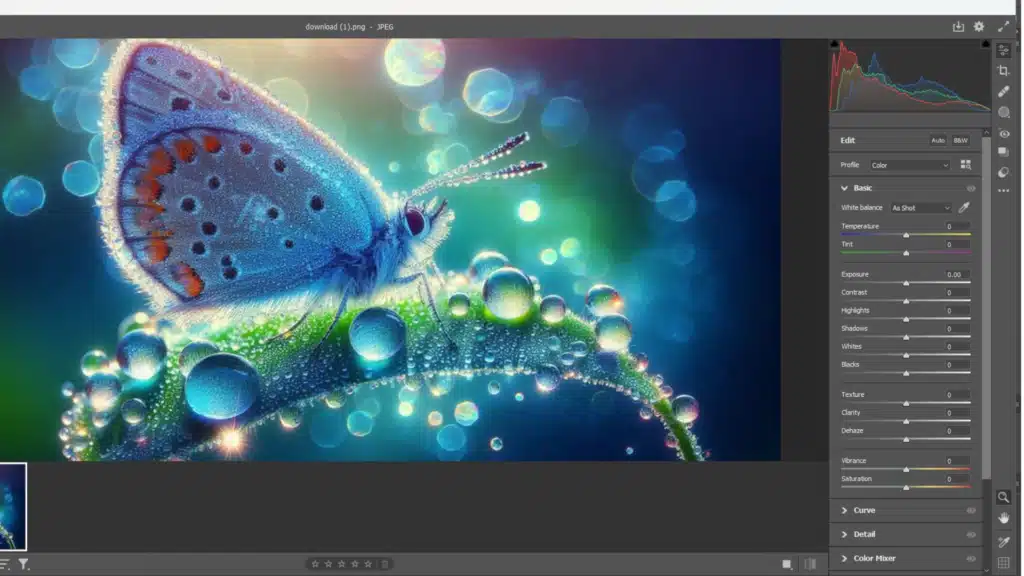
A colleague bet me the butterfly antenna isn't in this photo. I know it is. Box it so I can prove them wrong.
[409,132,547,198]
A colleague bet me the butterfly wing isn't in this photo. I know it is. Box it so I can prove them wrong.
[98,40,389,315]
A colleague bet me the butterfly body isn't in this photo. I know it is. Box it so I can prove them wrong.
[99,40,542,329]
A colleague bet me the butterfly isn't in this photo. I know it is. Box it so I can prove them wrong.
[97,40,545,347]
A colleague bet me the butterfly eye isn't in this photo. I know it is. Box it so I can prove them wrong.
[404,208,428,237]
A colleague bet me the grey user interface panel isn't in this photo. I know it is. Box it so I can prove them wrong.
[830,37,1019,575]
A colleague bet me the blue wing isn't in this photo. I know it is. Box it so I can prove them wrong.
[98,40,387,312]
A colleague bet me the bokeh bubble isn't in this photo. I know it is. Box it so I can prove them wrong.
[428,410,444,427]
[115,329,167,381]
[626,446,634,455]
[539,295,567,325]
[669,241,697,267]
[74,89,102,133]
[447,292,470,317]
[534,364,562,393]
[654,180,697,223]
[349,307,406,362]
[490,437,504,451]
[395,76,444,112]
[398,401,414,417]
[52,87,85,133]
[468,250,509,284]
[85,372,121,412]
[585,284,624,317]
[462,68,514,117]
[517,200,540,222]
[53,39,100,69]
[384,39,446,87]
[623,103,674,152]
[539,248,558,266]
[425,148,443,175]
[18,65,60,101]
[559,238,581,258]
[483,267,534,321]
[664,129,687,154]
[541,96,589,147]
[178,340,219,378]
[80,350,109,377]
[454,401,479,426]
[672,394,700,424]
[120,398,147,426]
[595,314,633,352]
[436,423,466,451]
[514,392,525,402]
[62,161,100,197]
[388,161,401,173]
[487,380,501,395]
[265,77,309,117]
[347,410,375,437]
[3,176,45,216]
[184,353,260,420]
[310,407,347,448]
[632,146,687,202]
[61,381,75,398]
[418,102,454,134]
[88,134,104,168]
[354,387,382,418]
[442,142,471,170]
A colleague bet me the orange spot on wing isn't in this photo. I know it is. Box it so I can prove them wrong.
[132,206,164,229]
[143,239,171,263]
[202,135,222,154]
[172,263,204,298]
[173,139,197,163]
[148,149,174,176]
[135,174,163,202]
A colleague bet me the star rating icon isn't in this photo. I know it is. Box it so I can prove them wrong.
[311,560,319,568]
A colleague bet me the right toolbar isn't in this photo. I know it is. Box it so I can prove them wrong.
[829,38,1019,574]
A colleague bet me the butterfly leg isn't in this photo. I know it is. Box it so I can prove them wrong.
[266,275,333,344]
[418,272,456,349]
[312,279,354,355]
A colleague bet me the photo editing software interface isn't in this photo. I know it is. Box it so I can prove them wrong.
[0,12,1020,576]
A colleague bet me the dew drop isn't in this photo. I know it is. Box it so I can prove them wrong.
[120,398,147,426]
[115,330,167,381]
[80,350,109,377]
[595,314,632,352]
[349,307,406,362]
[483,267,534,321]
[85,372,120,412]
[535,364,562,393]
[447,292,470,317]
[672,394,699,424]
[184,353,260,420]
[585,284,624,317]
[539,295,567,324]
[178,340,219,378]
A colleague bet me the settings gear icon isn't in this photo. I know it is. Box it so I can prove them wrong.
[974,21,985,32]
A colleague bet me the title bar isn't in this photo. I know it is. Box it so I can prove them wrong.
[0,0,1017,16]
